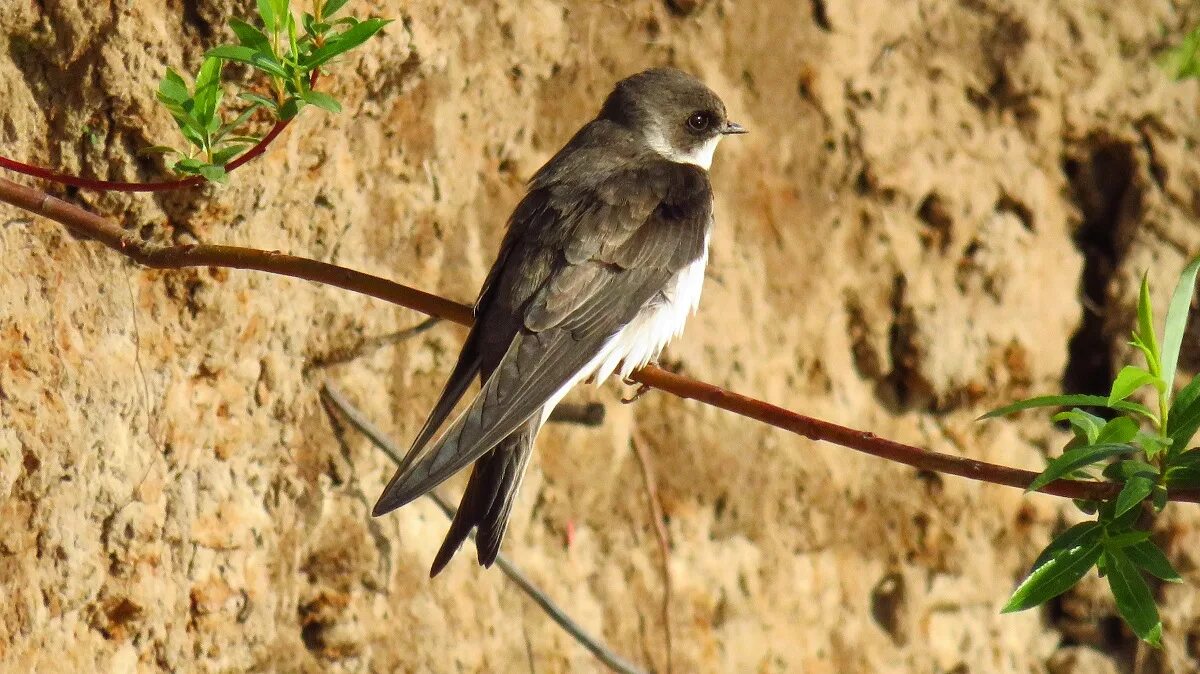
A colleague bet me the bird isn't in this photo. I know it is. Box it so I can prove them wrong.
[372,67,745,576]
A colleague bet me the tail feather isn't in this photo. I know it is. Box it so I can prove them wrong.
[429,415,540,577]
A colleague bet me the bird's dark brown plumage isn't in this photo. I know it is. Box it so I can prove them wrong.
[372,68,736,575]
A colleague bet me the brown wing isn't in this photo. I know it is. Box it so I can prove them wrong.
[373,135,712,516]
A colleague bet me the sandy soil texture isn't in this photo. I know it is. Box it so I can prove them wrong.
[2,1,1200,672]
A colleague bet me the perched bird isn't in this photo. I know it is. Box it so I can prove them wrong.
[372,67,745,576]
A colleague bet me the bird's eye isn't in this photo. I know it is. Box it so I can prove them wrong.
[686,112,710,132]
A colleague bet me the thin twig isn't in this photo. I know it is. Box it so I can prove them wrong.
[0,119,286,192]
[320,384,646,674]
[0,74,318,192]
[305,317,441,370]
[523,626,537,674]
[3,174,1199,504]
[631,430,673,674]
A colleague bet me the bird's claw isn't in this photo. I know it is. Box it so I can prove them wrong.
[621,381,651,404]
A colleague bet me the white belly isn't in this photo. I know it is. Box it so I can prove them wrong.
[589,250,708,383]
[539,247,709,424]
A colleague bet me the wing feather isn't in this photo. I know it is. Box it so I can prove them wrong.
[373,130,713,517]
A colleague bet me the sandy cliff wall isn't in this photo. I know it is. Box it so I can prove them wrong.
[2,1,1200,672]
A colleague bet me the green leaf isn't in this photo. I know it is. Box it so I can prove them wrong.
[215,104,262,144]
[1165,449,1200,487]
[192,57,225,129]
[1168,447,1200,469]
[1134,430,1173,460]
[1053,409,1104,444]
[1169,376,1200,452]
[1030,521,1102,569]
[1101,499,1143,531]
[287,10,300,61]
[220,135,265,145]
[138,145,180,156]
[1104,529,1151,549]
[1126,540,1181,582]
[1136,273,1161,375]
[1003,524,1103,612]
[322,0,351,18]
[287,63,310,96]
[1104,548,1163,646]
[173,157,205,173]
[157,97,187,119]
[303,18,392,68]
[78,124,96,145]
[279,96,302,120]
[1096,416,1139,445]
[270,0,289,22]
[1102,459,1159,481]
[1130,335,1156,375]
[301,90,342,113]
[1152,484,1168,511]
[210,144,248,166]
[309,22,333,38]
[237,92,279,111]
[1116,400,1157,423]
[198,163,227,183]
[174,113,207,148]
[1162,257,1200,403]
[980,394,1155,421]
[1028,443,1139,493]
[229,18,271,51]
[257,0,278,32]
[206,46,290,79]
[157,67,189,104]
[205,44,260,63]
[1114,475,1155,517]
[1162,26,1200,80]
[249,51,291,78]
[1108,365,1164,406]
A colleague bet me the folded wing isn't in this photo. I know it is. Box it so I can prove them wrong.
[373,148,712,517]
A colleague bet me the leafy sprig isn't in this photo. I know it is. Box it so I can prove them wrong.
[985,257,1200,645]
[151,0,390,182]
[1162,25,1200,80]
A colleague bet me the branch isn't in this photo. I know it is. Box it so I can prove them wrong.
[0,119,290,192]
[0,176,471,323]
[0,73,317,192]
[630,430,673,674]
[320,385,646,674]
[305,317,441,371]
[3,174,1199,504]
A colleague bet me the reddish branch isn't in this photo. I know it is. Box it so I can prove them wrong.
[0,176,469,322]
[0,120,289,192]
[0,73,317,192]
[2,173,1199,504]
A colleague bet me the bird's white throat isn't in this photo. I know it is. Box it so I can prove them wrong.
[646,131,721,170]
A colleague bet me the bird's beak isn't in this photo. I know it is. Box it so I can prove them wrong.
[721,121,747,135]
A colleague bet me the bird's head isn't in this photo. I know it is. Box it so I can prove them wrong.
[600,67,746,170]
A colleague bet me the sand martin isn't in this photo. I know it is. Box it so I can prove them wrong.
[373,67,745,576]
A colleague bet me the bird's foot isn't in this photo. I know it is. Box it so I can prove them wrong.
[621,378,652,404]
